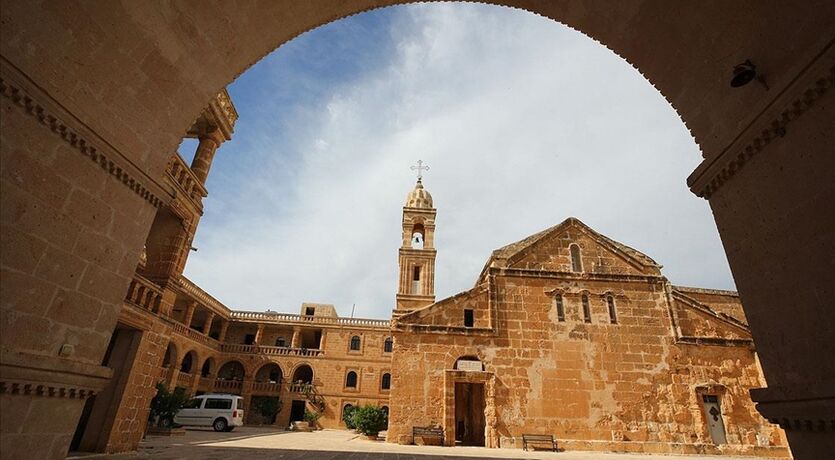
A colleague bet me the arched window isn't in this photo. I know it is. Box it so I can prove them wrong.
[582,294,591,323]
[349,335,361,351]
[570,244,583,272]
[345,371,358,388]
[381,373,391,390]
[383,337,393,353]
[607,295,618,324]
[275,336,286,347]
[555,294,565,322]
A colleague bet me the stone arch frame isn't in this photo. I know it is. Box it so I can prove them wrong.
[290,362,315,384]
[161,342,179,369]
[254,361,286,383]
[200,356,217,378]
[1,2,832,457]
[179,349,199,374]
[217,359,247,381]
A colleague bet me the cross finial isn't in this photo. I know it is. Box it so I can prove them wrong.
[410,160,430,181]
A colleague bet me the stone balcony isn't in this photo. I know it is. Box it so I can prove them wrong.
[220,344,324,357]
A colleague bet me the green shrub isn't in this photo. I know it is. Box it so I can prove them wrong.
[149,382,189,428]
[342,405,357,429]
[352,405,387,436]
[303,409,321,424]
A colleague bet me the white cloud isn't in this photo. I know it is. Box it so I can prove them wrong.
[183,4,734,318]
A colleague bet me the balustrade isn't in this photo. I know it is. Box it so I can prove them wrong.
[230,310,389,328]
[166,154,207,201]
[251,381,282,394]
[124,274,163,313]
[170,321,219,348]
[176,371,194,388]
[214,379,243,393]
[220,344,323,357]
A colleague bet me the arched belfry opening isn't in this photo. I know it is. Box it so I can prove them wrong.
[411,223,425,249]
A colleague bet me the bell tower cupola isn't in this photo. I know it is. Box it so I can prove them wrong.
[395,162,437,318]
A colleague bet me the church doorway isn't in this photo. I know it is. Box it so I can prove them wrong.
[454,382,486,446]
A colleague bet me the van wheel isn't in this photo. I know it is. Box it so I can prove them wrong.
[212,418,228,432]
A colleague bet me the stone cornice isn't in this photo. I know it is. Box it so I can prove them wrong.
[491,266,666,284]
[0,56,173,208]
[688,40,835,199]
[0,350,112,399]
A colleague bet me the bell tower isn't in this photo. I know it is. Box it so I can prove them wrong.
[395,163,437,318]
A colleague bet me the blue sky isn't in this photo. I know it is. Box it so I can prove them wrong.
[181,3,735,318]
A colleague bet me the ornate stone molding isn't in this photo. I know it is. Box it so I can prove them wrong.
[0,350,112,400]
[0,57,173,208]
[751,383,835,432]
[688,42,835,199]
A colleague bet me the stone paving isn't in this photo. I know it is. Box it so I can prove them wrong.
[73,427,779,460]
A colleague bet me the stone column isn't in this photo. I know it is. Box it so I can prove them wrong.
[689,64,835,460]
[218,321,229,343]
[190,129,223,184]
[290,327,301,348]
[203,312,216,335]
[183,301,197,328]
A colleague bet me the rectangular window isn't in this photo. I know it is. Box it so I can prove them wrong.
[607,296,617,324]
[204,398,232,409]
[413,266,421,281]
[582,295,591,323]
[244,334,255,345]
[464,309,474,328]
[305,307,315,316]
[555,295,565,322]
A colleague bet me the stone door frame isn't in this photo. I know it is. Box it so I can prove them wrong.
[443,370,496,447]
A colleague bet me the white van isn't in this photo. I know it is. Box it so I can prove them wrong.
[174,394,245,432]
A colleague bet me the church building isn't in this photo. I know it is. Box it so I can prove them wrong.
[385,179,789,457]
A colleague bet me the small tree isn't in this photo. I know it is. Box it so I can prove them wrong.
[352,405,387,437]
[303,409,321,428]
[149,383,189,428]
[251,397,281,424]
[342,405,357,429]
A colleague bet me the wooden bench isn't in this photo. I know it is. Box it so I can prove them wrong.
[412,426,444,445]
[522,434,558,452]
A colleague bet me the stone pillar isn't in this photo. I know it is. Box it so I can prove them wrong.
[253,324,264,346]
[218,321,229,343]
[203,312,216,335]
[183,302,197,328]
[290,327,301,348]
[190,130,223,184]
[689,63,835,460]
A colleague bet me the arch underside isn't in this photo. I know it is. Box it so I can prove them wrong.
[0,1,833,458]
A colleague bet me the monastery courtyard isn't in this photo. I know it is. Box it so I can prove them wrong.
[82,428,778,460]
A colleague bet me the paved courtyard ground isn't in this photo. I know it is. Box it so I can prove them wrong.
[74,427,781,460]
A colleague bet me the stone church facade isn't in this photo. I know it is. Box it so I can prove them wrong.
[386,183,789,457]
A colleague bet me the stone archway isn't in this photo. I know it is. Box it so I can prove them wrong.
[0,2,833,458]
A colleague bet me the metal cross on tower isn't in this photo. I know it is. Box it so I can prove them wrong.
[411,160,430,181]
